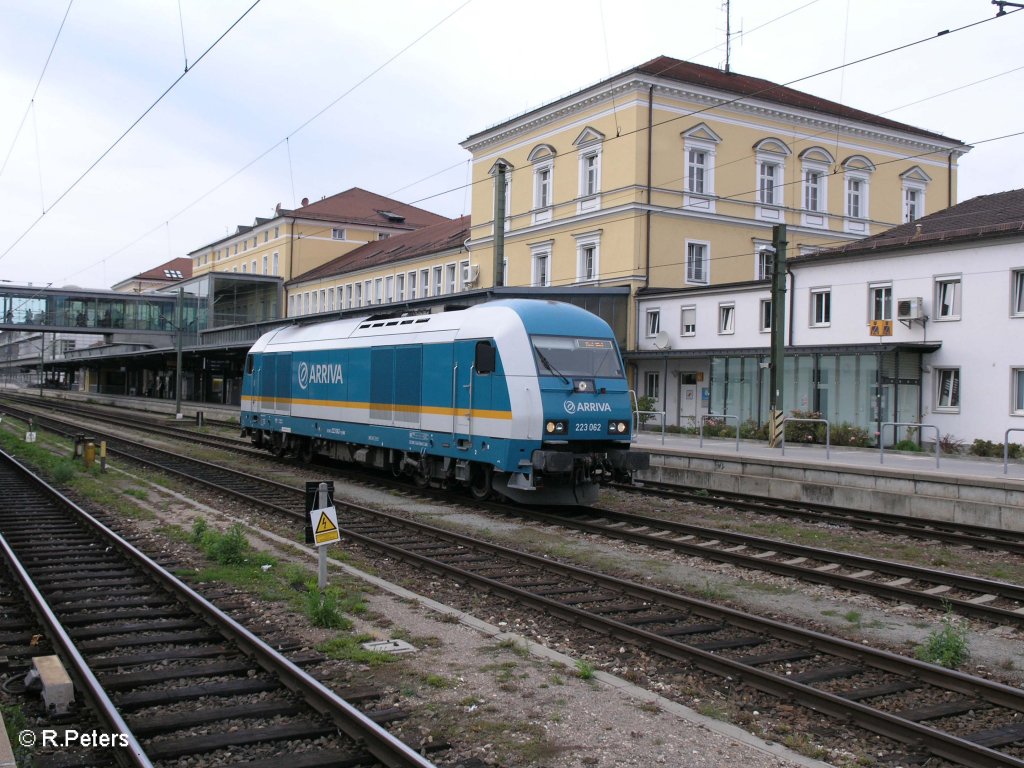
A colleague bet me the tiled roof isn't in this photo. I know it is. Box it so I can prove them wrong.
[636,57,962,144]
[797,189,1024,261]
[132,257,194,282]
[465,56,964,147]
[280,187,449,230]
[290,216,469,286]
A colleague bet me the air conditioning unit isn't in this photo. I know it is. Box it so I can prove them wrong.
[897,297,923,321]
[462,264,480,287]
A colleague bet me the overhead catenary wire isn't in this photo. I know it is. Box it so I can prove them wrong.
[0,0,265,266]
[0,0,75,182]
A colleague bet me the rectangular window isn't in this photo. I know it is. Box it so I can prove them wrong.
[935,277,961,320]
[760,299,772,332]
[870,284,892,321]
[811,289,831,326]
[935,368,960,411]
[458,259,470,291]
[332,228,346,240]
[379,232,390,240]
[408,271,417,299]
[536,167,551,209]
[327,287,335,311]
[904,189,919,222]
[804,170,822,211]
[680,306,696,336]
[355,282,363,307]
[583,153,599,196]
[303,293,309,314]
[1013,368,1024,414]
[445,263,457,294]
[274,226,279,239]
[319,289,326,312]
[374,278,383,304]
[533,252,550,287]
[645,309,660,336]
[580,244,596,282]
[718,304,735,334]
[272,252,279,276]
[311,291,318,314]
[264,231,269,243]
[686,242,708,284]
[759,162,778,205]
[645,371,660,401]
[364,280,372,305]
[385,276,393,302]
[758,247,773,281]
[262,255,268,275]
[396,273,405,301]
[421,269,430,297]
[1012,269,1024,316]
[251,260,256,274]
[687,149,706,194]
[288,295,295,316]
[847,178,862,218]
[433,266,443,296]
[345,284,352,309]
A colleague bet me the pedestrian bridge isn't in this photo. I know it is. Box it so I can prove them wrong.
[0,284,192,336]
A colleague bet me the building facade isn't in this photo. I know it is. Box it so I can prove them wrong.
[189,188,449,283]
[632,190,1024,445]
[460,57,969,352]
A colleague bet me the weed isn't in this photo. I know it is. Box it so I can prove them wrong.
[574,659,594,680]
[190,517,209,544]
[915,609,970,668]
[696,701,728,720]
[206,524,250,564]
[318,635,396,665]
[305,586,352,629]
[123,487,148,500]
[843,610,862,626]
[423,673,452,688]
[550,673,564,685]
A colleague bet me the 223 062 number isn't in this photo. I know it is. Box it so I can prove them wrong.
[572,422,603,433]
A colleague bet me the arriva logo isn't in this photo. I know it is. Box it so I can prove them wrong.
[297,362,344,390]
[563,400,611,414]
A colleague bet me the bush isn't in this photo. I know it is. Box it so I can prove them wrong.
[206,524,250,565]
[939,434,966,455]
[634,395,657,426]
[915,610,970,668]
[784,409,824,444]
[738,419,767,440]
[892,439,923,452]
[830,422,873,447]
[970,439,1023,459]
[304,586,351,629]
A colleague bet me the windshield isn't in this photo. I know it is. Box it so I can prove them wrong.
[531,335,624,379]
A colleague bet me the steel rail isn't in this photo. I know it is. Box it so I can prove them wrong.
[623,480,1024,555]
[511,507,1024,627]
[329,504,1024,768]
[0,449,437,768]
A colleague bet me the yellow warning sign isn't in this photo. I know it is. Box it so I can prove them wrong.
[310,506,340,546]
[869,320,893,337]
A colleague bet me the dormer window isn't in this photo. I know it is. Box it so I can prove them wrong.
[332,228,346,240]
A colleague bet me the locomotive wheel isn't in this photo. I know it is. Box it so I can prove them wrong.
[469,464,492,501]
[412,462,430,488]
[270,434,287,458]
[298,438,315,463]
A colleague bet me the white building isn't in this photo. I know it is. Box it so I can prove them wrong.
[630,189,1024,445]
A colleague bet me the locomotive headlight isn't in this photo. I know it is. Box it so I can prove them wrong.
[608,420,629,434]
[545,420,568,435]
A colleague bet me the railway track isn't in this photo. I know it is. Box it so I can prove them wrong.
[619,479,1024,556]
[0,448,439,768]
[6,402,1024,765]
[8,399,1024,629]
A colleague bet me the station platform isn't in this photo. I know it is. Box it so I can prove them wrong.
[633,430,1024,532]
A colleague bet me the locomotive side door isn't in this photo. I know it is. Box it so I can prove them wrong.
[453,340,495,440]
[273,352,292,416]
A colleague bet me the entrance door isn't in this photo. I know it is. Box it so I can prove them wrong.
[679,383,697,427]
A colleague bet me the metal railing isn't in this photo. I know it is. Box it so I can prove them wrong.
[629,389,666,444]
[781,417,831,460]
[1005,429,1024,475]
[699,413,740,451]
[879,422,940,468]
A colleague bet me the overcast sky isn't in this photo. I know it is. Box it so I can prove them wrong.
[0,0,1021,289]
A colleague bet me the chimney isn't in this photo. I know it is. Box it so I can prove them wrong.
[914,223,922,236]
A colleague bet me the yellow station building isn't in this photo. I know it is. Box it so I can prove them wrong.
[460,56,970,348]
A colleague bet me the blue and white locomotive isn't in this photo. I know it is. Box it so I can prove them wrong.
[241,299,648,505]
